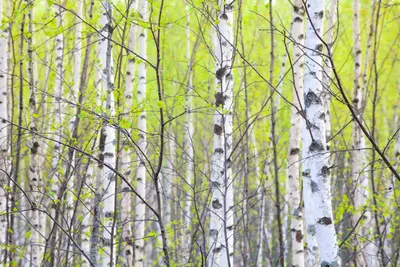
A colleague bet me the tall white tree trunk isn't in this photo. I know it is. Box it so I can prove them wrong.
[252,128,264,267]
[208,1,234,266]
[321,0,337,150]
[183,1,194,263]
[351,0,377,265]
[98,2,117,266]
[134,0,148,265]
[302,0,340,266]
[47,6,64,264]
[0,0,10,263]
[26,3,44,265]
[287,1,305,266]
[120,1,138,266]
[81,158,95,267]
[90,28,106,264]
[51,5,64,225]
[66,0,83,227]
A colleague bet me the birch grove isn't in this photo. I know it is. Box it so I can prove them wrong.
[0,0,399,266]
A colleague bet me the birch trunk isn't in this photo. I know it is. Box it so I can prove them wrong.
[302,1,340,265]
[134,0,148,265]
[322,0,337,150]
[66,0,83,228]
[120,1,138,265]
[287,1,305,266]
[81,158,95,267]
[0,0,9,262]
[90,30,106,264]
[350,0,377,265]
[253,128,263,267]
[98,2,117,266]
[52,4,64,201]
[47,5,64,264]
[208,1,234,266]
[26,2,44,265]
[183,3,194,263]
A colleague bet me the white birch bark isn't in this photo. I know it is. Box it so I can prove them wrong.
[46,6,64,264]
[98,2,117,266]
[26,3,45,265]
[322,0,337,152]
[51,3,64,215]
[0,0,9,262]
[253,129,264,267]
[165,133,176,229]
[287,1,305,266]
[81,159,95,267]
[302,0,340,265]
[66,0,83,227]
[120,1,138,266]
[351,0,377,265]
[134,0,148,265]
[183,1,194,262]
[208,1,234,266]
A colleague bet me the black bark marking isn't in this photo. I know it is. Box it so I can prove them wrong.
[214,148,224,154]
[314,10,324,19]
[304,91,321,107]
[215,92,226,107]
[315,44,323,52]
[214,124,223,136]
[220,13,228,20]
[209,229,218,237]
[105,211,113,218]
[216,66,228,81]
[212,199,222,209]
[290,148,300,155]
[294,17,303,23]
[212,181,221,188]
[31,141,39,154]
[317,217,332,225]
[321,261,339,267]
[226,158,232,168]
[309,140,324,152]
[298,34,304,40]
[307,225,316,236]
[302,169,311,177]
[296,230,304,242]
[310,180,318,192]
[213,247,222,253]
[321,166,330,177]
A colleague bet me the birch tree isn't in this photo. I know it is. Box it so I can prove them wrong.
[350,0,378,265]
[183,1,194,262]
[120,0,138,265]
[287,1,305,265]
[302,0,340,265]
[208,0,235,266]
[97,1,117,266]
[0,0,9,263]
[134,0,148,265]
[26,2,45,265]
